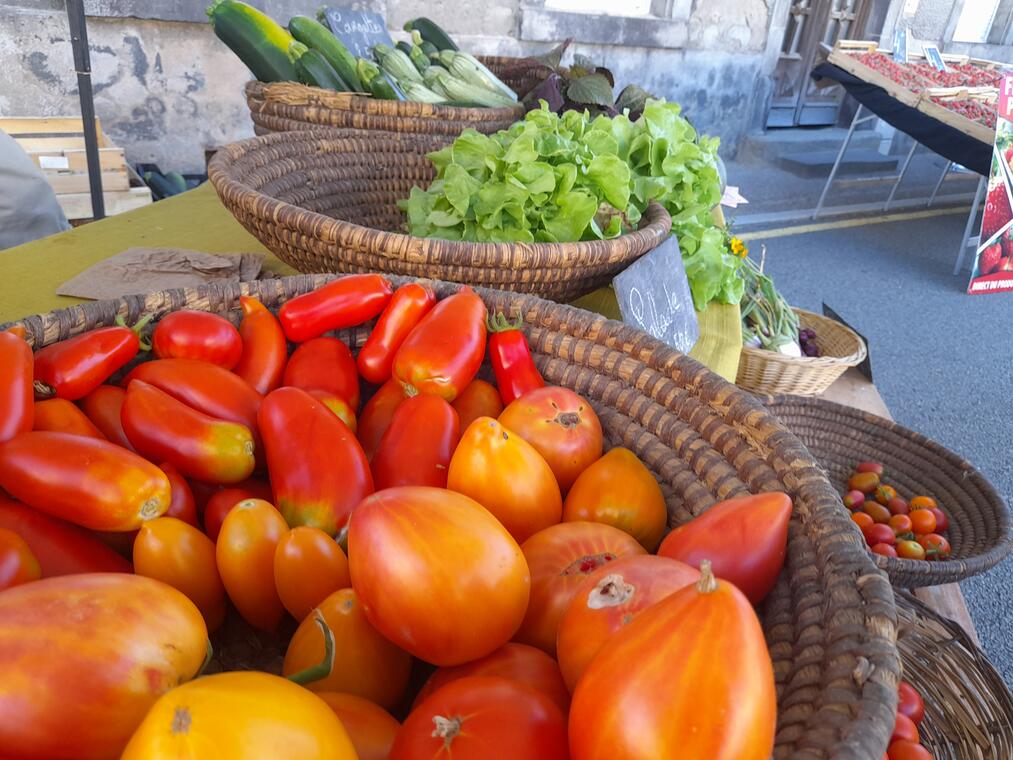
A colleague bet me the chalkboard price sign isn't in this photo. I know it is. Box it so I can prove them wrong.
[613,236,699,353]
[321,5,394,59]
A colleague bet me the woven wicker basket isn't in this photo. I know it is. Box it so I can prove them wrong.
[896,590,1013,760]
[245,56,547,138]
[765,395,1012,587]
[737,309,867,396]
[3,274,901,760]
[207,129,673,302]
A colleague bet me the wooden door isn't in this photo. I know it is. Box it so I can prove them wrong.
[767,0,872,127]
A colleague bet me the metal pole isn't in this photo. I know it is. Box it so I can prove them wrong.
[883,138,918,212]
[927,160,952,208]
[66,0,104,220]
[953,175,987,275]
[813,103,863,219]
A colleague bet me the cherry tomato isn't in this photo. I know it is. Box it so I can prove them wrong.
[392,287,487,402]
[203,485,268,541]
[274,526,351,621]
[929,508,949,532]
[896,540,927,560]
[898,681,925,724]
[909,510,937,535]
[307,389,357,432]
[872,543,898,558]
[413,642,570,715]
[316,693,400,760]
[447,416,561,543]
[0,329,32,443]
[843,490,865,510]
[918,534,952,561]
[0,527,41,590]
[864,501,892,524]
[389,676,568,760]
[887,740,933,760]
[852,512,875,531]
[215,498,288,631]
[278,274,394,343]
[234,295,287,394]
[888,497,910,516]
[283,337,360,410]
[152,310,243,369]
[282,588,412,709]
[888,514,913,537]
[891,712,920,744]
[32,398,106,439]
[356,282,436,385]
[516,521,645,655]
[875,484,897,505]
[357,379,408,460]
[134,516,226,631]
[856,461,884,475]
[909,496,937,511]
[159,462,199,527]
[562,447,667,552]
[452,379,503,431]
[863,523,895,548]
[499,386,604,492]
[848,471,880,494]
[80,385,134,450]
[372,394,460,490]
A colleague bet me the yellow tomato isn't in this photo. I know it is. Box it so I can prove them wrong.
[121,671,357,759]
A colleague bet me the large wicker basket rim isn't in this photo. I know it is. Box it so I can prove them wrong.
[207,128,673,270]
[742,308,867,369]
[765,393,1013,584]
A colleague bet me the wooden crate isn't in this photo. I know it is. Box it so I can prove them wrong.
[0,116,152,219]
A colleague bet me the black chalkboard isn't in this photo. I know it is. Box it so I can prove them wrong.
[320,5,394,59]
[613,236,700,353]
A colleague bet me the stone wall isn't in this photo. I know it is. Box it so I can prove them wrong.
[0,0,778,172]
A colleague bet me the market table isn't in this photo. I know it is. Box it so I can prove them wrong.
[0,183,982,644]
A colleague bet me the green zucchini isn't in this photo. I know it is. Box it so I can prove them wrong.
[207,0,297,83]
[288,15,363,91]
[404,17,458,51]
[396,41,413,57]
[164,171,189,194]
[420,40,439,58]
[357,58,403,100]
[290,42,348,90]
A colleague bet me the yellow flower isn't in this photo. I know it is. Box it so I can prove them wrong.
[729,237,747,258]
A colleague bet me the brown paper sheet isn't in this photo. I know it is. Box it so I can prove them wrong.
[56,247,269,301]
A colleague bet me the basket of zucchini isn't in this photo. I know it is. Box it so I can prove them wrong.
[208,1,544,138]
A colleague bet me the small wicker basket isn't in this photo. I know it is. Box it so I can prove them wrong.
[737,308,867,396]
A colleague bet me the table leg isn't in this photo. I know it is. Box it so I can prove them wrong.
[884,139,918,212]
[813,104,864,220]
[927,160,952,208]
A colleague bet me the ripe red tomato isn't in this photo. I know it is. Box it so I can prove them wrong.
[203,484,268,541]
[891,712,920,744]
[918,533,951,560]
[33,398,106,439]
[356,282,436,386]
[447,417,561,543]
[80,385,134,450]
[452,379,503,431]
[929,508,949,532]
[372,394,460,490]
[515,521,645,655]
[556,554,698,692]
[307,389,357,432]
[897,681,925,725]
[413,642,570,715]
[864,523,896,548]
[316,692,400,760]
[357,379,408,460]
[887,740,933,760]
[159,462,198,528]
[389,676,568,760]
[152,310,243,369]
[274,526,351,621]
[282,588,412,710]
[0,527,41,590]
[872,543,898,558]
[657,492,792,605]
[283,337,361,410]
[215,498,287,631]
[562,447,667,552]
[348,487,530,666]
[499,386,603,492]
[909,510,937,535]
[896,540,927,560]
[134,516,226,632]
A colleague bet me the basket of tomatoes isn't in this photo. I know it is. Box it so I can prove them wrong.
[764,395,1013,587]
[0,274,901,759]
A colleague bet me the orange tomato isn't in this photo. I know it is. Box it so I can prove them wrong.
[499,386,603,492]
[0,527,41,590]
[896,540,926,561]
[569,563,776,760]
[134,517,226,632]
[348,487,531,666]
[32,398,106,439]
[852,512,875,530]
[909,495,937,511]
[122,672,357,760]
[274,527,351,621]
[316,692,400,760]
[888,514,914,537]
[910,510,937,535]
[452,379,504,430]
[0,573,207,760]
[447,417,561,543]
[848,471,880,494]
[215,499,287,631]
[562,447,667,551]
[515,521,646,656]
[556,554,698,692]
[875,484,898,505]
[887,741,933,760]
[413,642,570,715]
[282,588,412,710]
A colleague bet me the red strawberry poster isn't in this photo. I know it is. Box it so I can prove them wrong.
[968,73,1013,294]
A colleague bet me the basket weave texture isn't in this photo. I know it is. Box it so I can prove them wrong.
[737,309,867,396]
[245,55,547,138]
[766,394,1012,586]
[896,590,1013,760]
[2,273,901,760]
[208,129,673,302]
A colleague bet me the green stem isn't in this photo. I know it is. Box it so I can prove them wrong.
[286,611,335,686]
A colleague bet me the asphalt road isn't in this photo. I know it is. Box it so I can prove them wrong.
[738,208,1013,685]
